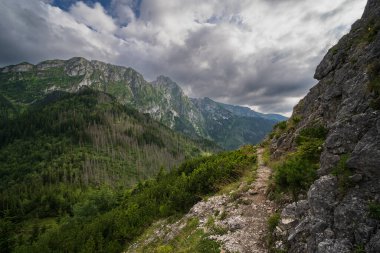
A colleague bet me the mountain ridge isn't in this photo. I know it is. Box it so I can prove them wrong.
[0,57,286,149]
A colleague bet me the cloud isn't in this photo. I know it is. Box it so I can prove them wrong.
[0,0,367,115]
[69,2,117,33]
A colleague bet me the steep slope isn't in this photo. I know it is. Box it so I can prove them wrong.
[268,0,380,252]
[0,88,216,252]
[192,97,278,149]
[6,146,255,253]
[127,147,275,253]
[0,59,284,149]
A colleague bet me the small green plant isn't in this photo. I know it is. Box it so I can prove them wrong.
[353,244,366,253]
[332,154,352,197]
[206,216,228,235]
[219,210,227,220]
[268,213,281,233]
[276,121,287,130]
[211,225,228,235]
[291,115,302,125]
[331,45,339,55]
[156,245,173,253]
[195,236,220,253]
[205,216,215,228]
[369,202,380,220]
[365,21,380,43]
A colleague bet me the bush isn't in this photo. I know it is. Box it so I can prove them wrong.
[296,125,328,143]
[268,213,280,233]
[195,236,220,253]
[274,156,317,200]
[332,154,351,197]
[275,121,287,130]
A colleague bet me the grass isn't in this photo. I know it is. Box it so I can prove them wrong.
[267,212,287,253]
[130,218,221,253]
[217,146,258,196]
[267,213,280,233]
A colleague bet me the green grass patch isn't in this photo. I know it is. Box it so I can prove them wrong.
[132,217,221,253]
[369,202,380,220]
[268,213,280,233]
[332,154,352,197]
[270,125,327,201]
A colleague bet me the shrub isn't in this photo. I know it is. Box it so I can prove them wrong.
[291,116,302,125]
[268,213,280,233]
[275,121,287,130]
[195,236,220,253]
[274,156,317,200]
[296,125,328,143]
[332,154,351,197]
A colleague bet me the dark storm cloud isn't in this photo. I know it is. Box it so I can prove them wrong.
[0,0,367,115]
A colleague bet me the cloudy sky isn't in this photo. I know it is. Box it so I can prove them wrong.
[0,0,367,115]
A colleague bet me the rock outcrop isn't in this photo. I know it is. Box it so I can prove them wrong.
[271,0,380,252]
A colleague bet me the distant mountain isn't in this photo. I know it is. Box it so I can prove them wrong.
[191,97,279,149]
[0,58,285,149]
[217,102,287,121]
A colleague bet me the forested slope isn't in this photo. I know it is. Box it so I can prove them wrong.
[0,88,217,252]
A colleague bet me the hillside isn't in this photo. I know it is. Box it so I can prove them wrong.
[0,88,218,252]
[192,97,278,149]
[266,0,380,252]
[0,59,284,149]
[2,144,256,253]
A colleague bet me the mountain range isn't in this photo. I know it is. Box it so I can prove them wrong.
[0,58,286,149]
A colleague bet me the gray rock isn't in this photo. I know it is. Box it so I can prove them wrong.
[317,239,351,253]
[269,1,380,252]
[307,175,338,221]
[368,230,380,253]
[348,174,363,183]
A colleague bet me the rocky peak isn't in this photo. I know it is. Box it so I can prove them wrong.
[36,59,65,70]
[1,61,34,73]
[151,75,183,95]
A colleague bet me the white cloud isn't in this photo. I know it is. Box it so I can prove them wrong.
[0,0,367,115]
[69,1,117,33]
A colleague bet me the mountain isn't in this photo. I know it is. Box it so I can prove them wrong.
[217,102,287,121]
[266,0,380,252]
[192,97,278,149]
[0,59,285,149]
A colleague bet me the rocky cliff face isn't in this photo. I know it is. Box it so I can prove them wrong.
[271,0,380,252]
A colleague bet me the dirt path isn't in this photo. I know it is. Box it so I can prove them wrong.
[210,147,275,253]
